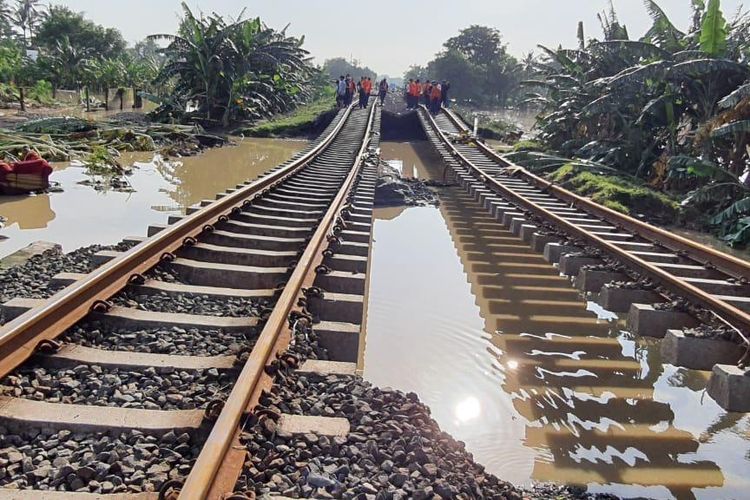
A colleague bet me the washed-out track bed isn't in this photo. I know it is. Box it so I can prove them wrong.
[0,101,381,497]
[418,106,750,412]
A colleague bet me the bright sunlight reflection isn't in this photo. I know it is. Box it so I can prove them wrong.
[455,397,481,423]
[507,359,519,370]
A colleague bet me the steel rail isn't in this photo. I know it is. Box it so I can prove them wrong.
[423,107,750,335]
[0,104,356,381]
[178,102,378,499]
[441,107,750,282]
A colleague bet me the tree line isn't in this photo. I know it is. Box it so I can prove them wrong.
[0,1,323,127]
[405,25,529,107]
[522,0,750,245]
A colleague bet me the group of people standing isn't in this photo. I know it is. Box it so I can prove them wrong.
[406,79,450,114]
[336,75,390,109]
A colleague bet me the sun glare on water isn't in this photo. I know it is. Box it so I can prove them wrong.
[454,396,481,423]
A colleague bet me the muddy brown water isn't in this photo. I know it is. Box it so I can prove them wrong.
[364,141,750,499]
[0,138,306,259]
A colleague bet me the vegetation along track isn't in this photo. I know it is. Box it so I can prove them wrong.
[0,100,379,497]
[419,105,750,410]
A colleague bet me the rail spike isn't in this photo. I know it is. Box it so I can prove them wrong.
[158,480,182,500]
[91,300,113,313]
[35,339,62,354]
[204,400,225,420]
[128,273,146,285]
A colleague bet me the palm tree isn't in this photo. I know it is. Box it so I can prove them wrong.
[0,0,14,38]
[14,0,43,47]
[522,0,750,244]
[46,35,91,89]
[150,2,314,126]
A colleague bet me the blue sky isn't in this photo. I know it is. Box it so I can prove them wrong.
[60,0,745,76]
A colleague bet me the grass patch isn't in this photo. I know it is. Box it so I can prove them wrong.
[513,140,545,152]
[236,98,336,138]
[550,164,679,222]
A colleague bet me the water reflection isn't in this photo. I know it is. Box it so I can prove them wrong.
[364,141,750,499]
[0,138,306,259]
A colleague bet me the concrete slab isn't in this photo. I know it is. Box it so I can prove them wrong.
[0,492,156,499]
[559,255,601,277]
[298,360,357,376]
[597,287,663,313]
[315,321,360,362]
[278,414,349,437]
[543,243,580,264]
[41,344,237,371]
[2,298,257,331]
[170,258,287,289]
[661,330,743,370]
[0,241,62,269]
[576,269,627,293]
[308,293,364,325]
[627,304,697,338]
[0,396,204,435]
[707,364,750,412]
[531,233,558,253]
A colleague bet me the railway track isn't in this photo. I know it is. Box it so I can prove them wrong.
[417,105,750,410]
[0,101,380,497]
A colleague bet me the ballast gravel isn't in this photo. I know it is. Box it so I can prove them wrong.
[111,288,270,318]
[0,427,196,493]
[231,326,598,500]
[1,364,234,410]
[0,244,133,305]
[63,321,255,357]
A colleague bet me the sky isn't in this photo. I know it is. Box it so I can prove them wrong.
[59,0,746,77]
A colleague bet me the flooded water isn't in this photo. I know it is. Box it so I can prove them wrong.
[364,141,750,499]
[0,138,306,259]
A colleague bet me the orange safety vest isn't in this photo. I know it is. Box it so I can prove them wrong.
[411,83,421,96]
[431,85,442,100]
[364,80,372,93]
[422,82,430,95]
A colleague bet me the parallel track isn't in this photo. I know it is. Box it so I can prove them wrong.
[0,101,379,498]
[420,106,750,344]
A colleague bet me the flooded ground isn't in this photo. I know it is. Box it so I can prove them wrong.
[0,138,306,259]
[364,141,750,499]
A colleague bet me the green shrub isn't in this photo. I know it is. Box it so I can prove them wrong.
[550,164,679,221]
[513,140,545,152]
[28,80,54,104]
[236,98,335,137]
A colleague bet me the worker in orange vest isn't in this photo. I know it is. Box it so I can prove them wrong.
[430,81,442,114]
[412,79,422,109]
[405,79,414,108]
[364,77,373,107]
[422,80,431,106]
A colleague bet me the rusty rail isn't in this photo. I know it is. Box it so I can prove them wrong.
[0,104,355,381]
[425,107,750,336]
[442,108,750,281]
[178,102,378,499]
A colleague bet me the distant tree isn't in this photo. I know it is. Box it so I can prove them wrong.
[323,57,376,81]
[35,6,126,59]
[445,25,504,62]
[130,38,165,64]
[403,64,428,82]
[13,0,43,46]
[37,35,91,89]
[151,3,316,126]
[0,1,14,39]
[421,25,520,106]
[0,38,22,82]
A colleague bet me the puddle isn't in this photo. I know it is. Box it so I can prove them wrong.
[0,138,306,259]
[364,141,750,499]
